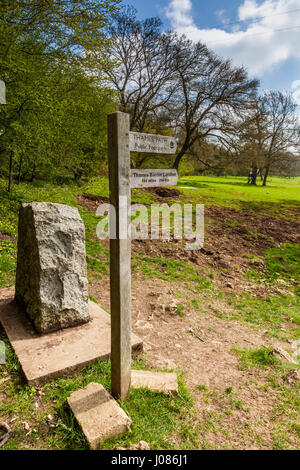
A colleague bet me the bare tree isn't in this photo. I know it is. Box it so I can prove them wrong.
[222,100,267,184]
[105,9,259,172]
[259,91,300,185]
[229,92,300,185]
[105,6,177,132]
[169,37,258,170]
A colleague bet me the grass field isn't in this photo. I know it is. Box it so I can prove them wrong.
[0,175,299,450]
[178,175,300,217]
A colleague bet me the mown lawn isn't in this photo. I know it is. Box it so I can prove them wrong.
[178,176,300,217]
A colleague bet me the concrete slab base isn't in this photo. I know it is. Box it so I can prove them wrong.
[131,370,178,395]
[67,382,132,449]
[0,290,143,385]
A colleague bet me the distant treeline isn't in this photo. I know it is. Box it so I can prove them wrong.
[0,2,299,190]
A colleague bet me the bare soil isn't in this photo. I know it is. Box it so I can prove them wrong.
[78,191,300,295]
[0,234,16,242]
[80,191,300,448]
[90,276,298,449]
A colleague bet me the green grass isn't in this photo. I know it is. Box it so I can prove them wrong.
[1,175,300,449]
[232,347,300,449]
[133,255,213,292]
[0,241,16,286]
[235,291,300,324]
[241,244,300,331]
[233,347,280,369]
[229,292,300,339]
[187,282,300,339]
[269,373,300,450]
[246,244,300,287]
[227,243,300,335]
[265,244,300,282]
[0,331,198,450]
[177,176,300,217]
[0,178,111,287]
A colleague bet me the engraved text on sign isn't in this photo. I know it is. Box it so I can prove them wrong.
[129,132,177,154]
[130,169,178,188]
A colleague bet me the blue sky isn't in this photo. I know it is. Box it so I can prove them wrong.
[126,0,300,106]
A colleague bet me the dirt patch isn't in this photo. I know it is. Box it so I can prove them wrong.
[201,204,300,293]
[76,194,109,212]
[144,187,181,199]
[78,191,300,294]
[85,189,299,448]
[129,213,299,296]
[76,187,181,213]
[206,204,300,254]
[0,234,16,242]
[90,276,296,449]
[90,277,286,388]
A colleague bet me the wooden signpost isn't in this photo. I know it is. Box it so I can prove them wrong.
[108,112,177,399]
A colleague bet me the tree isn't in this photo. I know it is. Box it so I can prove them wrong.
[169,37,258,170]
[105,6,177,132]
[106,11,259,173]
[0,0,120,189]
[259,91,300,186]
[228,92,300,185]
[220,100,267,184]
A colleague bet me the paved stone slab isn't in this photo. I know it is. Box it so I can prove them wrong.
[0,290,143,385]
[67,382,132,449]
[131,370,178,395]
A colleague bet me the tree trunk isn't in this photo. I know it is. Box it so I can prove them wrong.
[173,149,185,171]
[134,153,148,168]
[17,153,23,184]
[7,151,13,192]
[29,164,36,183]
[251,165,257,185]
[263,166,270,186]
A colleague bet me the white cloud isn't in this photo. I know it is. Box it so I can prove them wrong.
[291,80,300,105]
[165,0,194,29]
[164,0,300,76]
[216,9,230,26]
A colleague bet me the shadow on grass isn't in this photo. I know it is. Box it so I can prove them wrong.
[177,181,210,189]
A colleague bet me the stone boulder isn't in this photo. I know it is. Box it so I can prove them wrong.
[15,202,89,333]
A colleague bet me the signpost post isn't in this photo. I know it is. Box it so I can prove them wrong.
[108,111,177,400]
[108,112,131,400]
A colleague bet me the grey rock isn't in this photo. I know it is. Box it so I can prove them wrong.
[271,346,297,364]
[15,202,89,333]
